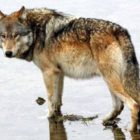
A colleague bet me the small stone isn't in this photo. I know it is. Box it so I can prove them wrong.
[36,97,46,105]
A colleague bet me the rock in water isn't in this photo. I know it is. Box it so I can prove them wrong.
[36,97,46,105]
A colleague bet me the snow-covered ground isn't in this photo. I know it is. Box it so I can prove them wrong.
[0,0,140,140]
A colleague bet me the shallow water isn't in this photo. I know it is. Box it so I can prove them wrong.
[48,120,140,140]
[0,68,140,140]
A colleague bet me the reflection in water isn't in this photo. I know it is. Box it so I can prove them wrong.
[48,114,97,140]
[49,119,67,140]
[112,127,125,140]
[112,126,140,140]
[48,118,140,140]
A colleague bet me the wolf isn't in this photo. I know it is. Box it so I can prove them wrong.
[0,6,139,131]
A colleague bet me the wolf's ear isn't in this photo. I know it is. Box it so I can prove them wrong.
[0,11,5,20]
[15,6,26,19]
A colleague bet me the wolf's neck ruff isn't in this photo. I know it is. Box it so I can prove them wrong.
[19,40,35,61]
[20,8,75,61]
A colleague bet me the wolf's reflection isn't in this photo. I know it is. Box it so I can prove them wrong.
[49,118,140,140]
[112,127,126,140]
[48,119,67,140]
[112,126,140,140]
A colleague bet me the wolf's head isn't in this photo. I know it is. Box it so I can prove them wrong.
[0,6,33,58]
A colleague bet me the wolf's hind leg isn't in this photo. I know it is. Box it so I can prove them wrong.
[43,70,64,118]
[103,93,124,125]
[105,78,139,131]
[99,62,139,131]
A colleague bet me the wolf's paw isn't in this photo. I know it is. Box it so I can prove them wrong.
[102,118,120,128]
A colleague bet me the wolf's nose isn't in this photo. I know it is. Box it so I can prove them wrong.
[5,51,13,58]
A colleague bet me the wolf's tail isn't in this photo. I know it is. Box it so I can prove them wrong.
[114,27,140,102]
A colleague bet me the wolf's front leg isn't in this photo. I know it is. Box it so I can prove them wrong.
[43,70,64,118]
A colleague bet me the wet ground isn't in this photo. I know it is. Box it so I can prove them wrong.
[0,0,140,139]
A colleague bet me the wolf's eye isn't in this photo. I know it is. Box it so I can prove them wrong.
[0,34,6,39]
[13,33,19,38]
